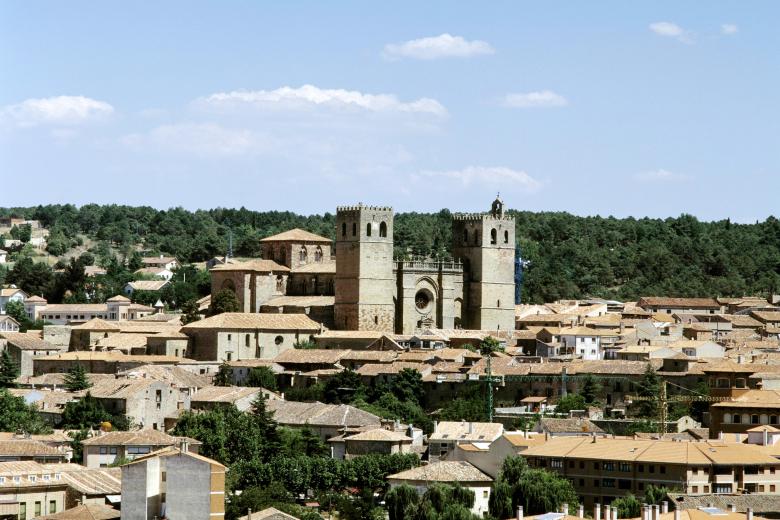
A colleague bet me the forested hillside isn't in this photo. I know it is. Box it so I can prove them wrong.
[1,204,779,303]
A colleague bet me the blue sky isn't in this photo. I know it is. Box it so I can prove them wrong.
[1,1,778,221]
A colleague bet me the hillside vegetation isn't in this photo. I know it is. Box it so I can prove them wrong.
[1,204,779,303]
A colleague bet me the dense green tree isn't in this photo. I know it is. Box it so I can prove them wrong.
[245,366,278,390]
[214,361,233,386]
[580,374,601,405]
[63,364,91,391]
[635,364,661,419]
[555,394,587,414]
[0,350,19,388]
[60,393,131,431]
[180,299,201,325]
[6,257,54,299]
[293,339,316,349]
[496,456,578,515]
[388,368,425,405]
[386,484,420,520]
[211,288,240,315]
[644,485,673,505]
[68,429,90,463]
[0,388,51,433]
[323,369,364,404]
[10,224,31,242]
[488,479,513,519]
[612,495,642,518]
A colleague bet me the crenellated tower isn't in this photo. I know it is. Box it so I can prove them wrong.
[451,196,516,332]
[334,204,395,331]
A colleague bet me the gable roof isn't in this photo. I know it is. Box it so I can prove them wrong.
[181,312,321,331]
[266,400,381,428]
[1,332,59,351]
[260,228,332,243]
[388,461,492,483]
[81,430,200,447]
[34,504,120,520]
[210,259,290,273]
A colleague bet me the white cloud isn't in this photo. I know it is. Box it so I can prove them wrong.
[196,85,446,116]
[502,91,568,109]
[418,166,542,191]
[721,24,739,35]
[649,22,694,44]
[634,169,689,182]
[122,123,275,157]
[1,95,114,127]
[383,33,494,60]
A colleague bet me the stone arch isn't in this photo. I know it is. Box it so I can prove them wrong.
[299,246,308,263]
[314,246,323,262]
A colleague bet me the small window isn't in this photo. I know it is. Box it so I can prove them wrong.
[504,230,509,243]
[99,447,108,454]
[379,221,387,238]
[109,447,117,455]
[366,223,372,237]
[474,231,479,245]
[226,352,232,361]
[463,229,469,244]
[374,315,379,325]
[245,335,250,347]
[227,334,232,341]
[752,414,760,424]
[341,223,347,237]
[490,228,497,244]
[352,223,357,236]
[275,336,283,345]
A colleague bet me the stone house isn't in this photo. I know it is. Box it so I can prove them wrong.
[1,332,64,377]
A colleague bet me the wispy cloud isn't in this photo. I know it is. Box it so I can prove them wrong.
[721,24,739,35]
[1,95,114,127]
[195,85,446,116]
[502,91,568,109]
[383,33,494,60]
[649,22,694,44]
[417,166,542,191]
[634,169,690,182]
[122,123,276,157]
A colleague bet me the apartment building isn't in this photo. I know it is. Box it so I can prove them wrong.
[522,436,780,507]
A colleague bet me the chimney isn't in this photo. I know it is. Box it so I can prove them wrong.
[747,508,753,520]
[433,421,438,433]
[468,422,474,434]
[662,501,668,514]
[578,505,584,518]
[517,506,523,520]
[674,509,680,520]
[595,503,601,520]
[562,503,569,516]
[653,505,660,520]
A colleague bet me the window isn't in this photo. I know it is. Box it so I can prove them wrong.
[733,414,742,424]
[19,503,26,519]
[619,462,630,472]
[227,334,232,341]
[109,447,117,455]
[226,352,232,361]
[714,484,732,494]
[379,221,387,238]
[736,378,746,389]
[490,228,497,244]
[551,459,563,469]
[579,461,585,469]
[314,246,323,262]
[619,480,631,490]
[341,223,347,237]
[504,230,509,243]
[772,485,776,492]
[374,315,379,325]
[483,490,489,498]
[245,335,250,347]
[100,447,108,454]
[366,223,372,237]
[299,246,308,262]
[638,464,644,472]
[593,462,600,470]
[649,465,655,474]
[352,223,357,236]
[603,462,615,471]
[660,465,666,474]
[35,501,42,516]
[463,229,469,244]
[752,414,760,424]
[692,486,698,493]
[474,231,479,245]
[49,500,56,514]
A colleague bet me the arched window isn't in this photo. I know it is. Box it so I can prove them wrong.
[463,229,469,244]
[314,246,323,262]
[352,223,357,236]
[490,228,497,244]
[379,222,387,238]
[504,230,509,244]
[341,223,347,237]
[366,223,372,237]
[299,246,308,263]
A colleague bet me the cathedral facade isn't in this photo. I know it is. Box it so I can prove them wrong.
[210,198,516,334]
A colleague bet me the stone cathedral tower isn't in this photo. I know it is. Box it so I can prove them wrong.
[334,204,395,332]
[451,196,516,333]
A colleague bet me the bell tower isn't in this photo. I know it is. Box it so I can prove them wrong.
[334,204,395,331]
[451,196,516,332]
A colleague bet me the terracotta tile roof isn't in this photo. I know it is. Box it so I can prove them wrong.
[35,351,183,363]
[266,400,381,428]
[260,228,331,243]
[126,280,169,291]
[117,365,210,388]
[35,504,120,520]
[752,311,780,323]
[210,259,289,272]
[667,493,780,515]
[0,439,65,458]
[238,507,299,520]
[340,350,397,363]
[106,295,131,303]
[87,379,163,399]
[429,421,503,443]
[191,385,266,403]
[343,428,411,442]
[72,318,122,331]
[262,295,335,307]
[25,295,47,303]
[388,461,492,483]
[291,262,336,273]
[537,418,604,434]
[1,332,59,350]
[0,287,25,297]
[81,430,200,447]
[315,330,386,339]
[712,389,780,409]
[638,297,720,308]
[356,361,432,377]
[273,349,348,365]
[723,315,764,328]
[181,312,320,331]
[142,256,177,265]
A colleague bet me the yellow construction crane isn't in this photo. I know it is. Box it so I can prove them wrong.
[626,379,732,433]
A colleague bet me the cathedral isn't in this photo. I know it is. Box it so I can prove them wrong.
[210,197,516,334]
